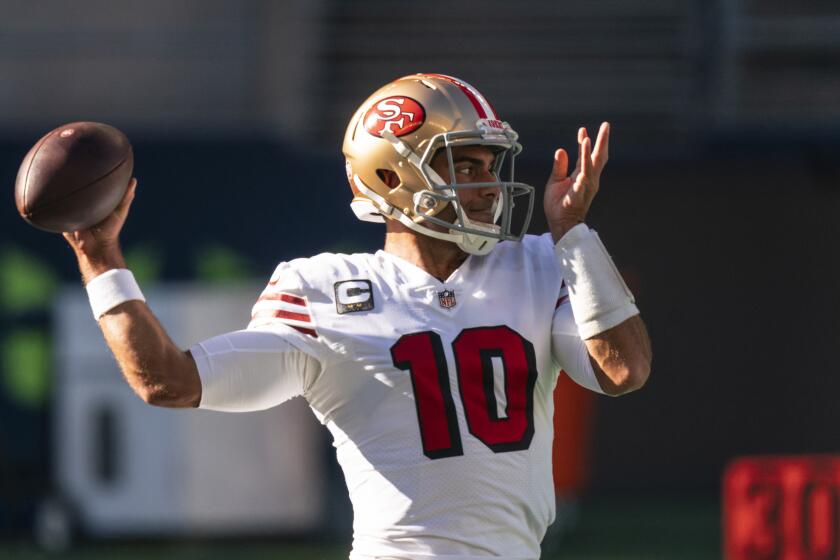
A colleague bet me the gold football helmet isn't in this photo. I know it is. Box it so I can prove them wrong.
[342,73,535,255]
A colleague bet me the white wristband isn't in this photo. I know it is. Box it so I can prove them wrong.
[554,224,639,338]
[85,268,145,320]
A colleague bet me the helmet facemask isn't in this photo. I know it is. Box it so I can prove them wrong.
[380,122,535,256]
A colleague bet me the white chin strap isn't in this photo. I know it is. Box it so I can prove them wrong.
[452,225,500,256]
[351,175,500,256]
[451,210,502,256]
[457,236,499,256]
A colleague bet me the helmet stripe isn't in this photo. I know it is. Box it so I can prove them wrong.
[420,73,497,120]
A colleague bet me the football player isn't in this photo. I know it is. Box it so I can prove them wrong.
[64,73,651,559]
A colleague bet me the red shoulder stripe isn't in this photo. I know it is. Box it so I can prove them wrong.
[290,326,317,338]
[252,309,312,323]
[259,292,307,307]
[249,320,318,338]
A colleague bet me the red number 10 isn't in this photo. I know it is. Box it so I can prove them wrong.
[390,326,538,460]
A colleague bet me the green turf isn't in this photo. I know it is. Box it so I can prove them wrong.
[2,495,720,559]
[554,496,720,559]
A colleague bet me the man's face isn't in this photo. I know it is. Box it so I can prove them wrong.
[429,145,501,225]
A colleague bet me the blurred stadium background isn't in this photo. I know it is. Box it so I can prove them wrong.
[2,0,839,558]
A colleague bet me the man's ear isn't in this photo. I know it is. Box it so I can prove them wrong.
[377,169,400,189]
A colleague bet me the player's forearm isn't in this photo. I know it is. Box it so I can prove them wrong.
[585,315,651,396]
[73,246,201,408]
[98,301,202,408]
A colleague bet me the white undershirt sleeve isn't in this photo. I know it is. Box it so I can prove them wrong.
[190,328,322,412]
[551,302,605,394]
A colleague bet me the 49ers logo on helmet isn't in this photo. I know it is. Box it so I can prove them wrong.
[364,96,425,138]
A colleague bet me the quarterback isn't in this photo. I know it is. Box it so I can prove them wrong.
[64,74,651,559]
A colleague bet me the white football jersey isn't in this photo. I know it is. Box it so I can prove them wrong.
[191,233,603,560]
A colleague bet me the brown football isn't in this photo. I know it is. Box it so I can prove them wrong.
[15,121,133,233]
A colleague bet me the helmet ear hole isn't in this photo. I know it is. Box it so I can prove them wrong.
[377,169,401,189]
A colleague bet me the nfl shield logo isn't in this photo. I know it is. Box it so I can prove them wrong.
[438,289,456,309]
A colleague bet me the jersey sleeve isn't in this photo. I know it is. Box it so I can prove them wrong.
[551,282,605,394]
[191,329,321,412]
[191,261,327,412]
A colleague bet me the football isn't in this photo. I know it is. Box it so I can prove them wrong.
[15,121,133,233]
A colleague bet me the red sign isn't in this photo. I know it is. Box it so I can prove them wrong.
[364,96,425,138]
[724,455,840,560]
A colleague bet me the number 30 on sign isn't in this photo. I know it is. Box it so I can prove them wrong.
[724,455,840,560]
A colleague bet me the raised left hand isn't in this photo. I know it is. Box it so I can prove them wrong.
[544,122,610,242]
